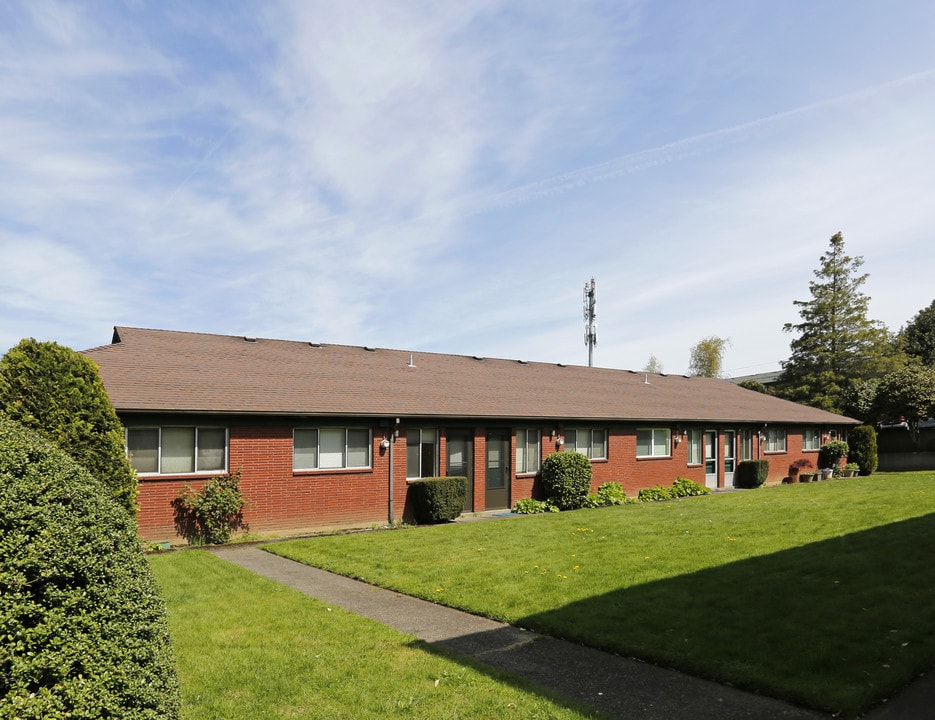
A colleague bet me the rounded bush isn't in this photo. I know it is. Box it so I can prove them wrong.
[734,460,769,489]
[0,415,180,719]
[540,452,593,510]
[409,476,467,523]
[848,425,878,476]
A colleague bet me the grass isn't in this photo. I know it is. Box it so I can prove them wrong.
[148,549,601,719]
[267,473,935,718]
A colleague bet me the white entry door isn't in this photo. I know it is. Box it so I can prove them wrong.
[723,430,736,488]
[704,430,718,489]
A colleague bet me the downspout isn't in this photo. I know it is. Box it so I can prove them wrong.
[388,430,394,524]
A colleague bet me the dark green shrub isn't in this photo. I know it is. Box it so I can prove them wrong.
[174,471,248,544]
[540,452,593,510]
[735,460,769,489]
[638,485,672,502]
[671,476,712,497]
[512,498,559,514]
[0,414,180,719]
[409,476,467,523]
[0,338,138,514]
[848,425,878,476]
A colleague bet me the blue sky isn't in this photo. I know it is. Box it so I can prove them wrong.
[2,1,934,376]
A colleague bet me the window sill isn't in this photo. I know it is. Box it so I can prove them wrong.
[294,467,373,476]
[636,455,671,461]
[137,470,227,480]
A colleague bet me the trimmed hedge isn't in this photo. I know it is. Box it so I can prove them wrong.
[848,425,878,476]
[735,459,769,489]
[0,338,138,514]
[409,476,467,523]
[540,452,593,510]
[0,414,180,719]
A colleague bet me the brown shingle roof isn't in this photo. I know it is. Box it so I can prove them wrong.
[82,327,858,425]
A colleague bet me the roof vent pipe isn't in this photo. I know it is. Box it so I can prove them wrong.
[407,354,416,368]
[644,373,650,385]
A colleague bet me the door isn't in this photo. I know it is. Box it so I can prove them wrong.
[447,429,474,512]
[723,430,736,488]
[485,430,511,510]
[704,430,718,489]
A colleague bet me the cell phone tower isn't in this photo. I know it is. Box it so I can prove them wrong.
[583,277,597,367]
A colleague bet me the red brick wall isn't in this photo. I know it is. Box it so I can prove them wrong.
[132,419,836,541]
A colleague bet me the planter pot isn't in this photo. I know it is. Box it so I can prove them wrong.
[799,473,814,483]
[821,468,834,480]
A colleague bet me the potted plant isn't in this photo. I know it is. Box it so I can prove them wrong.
[843,462,860,478]
[789,458,814,483]
[818,440,850,478]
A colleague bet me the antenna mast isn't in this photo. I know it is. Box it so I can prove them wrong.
[583,277,597,367]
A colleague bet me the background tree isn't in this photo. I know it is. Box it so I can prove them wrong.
[643,354,664,374]
[838,377,881,423]
[0,338,137,514]
[900,299,935,366]
[871,362,935,448]
[737,379,768,394]
[688,336,730,378]
[777,232,895,412]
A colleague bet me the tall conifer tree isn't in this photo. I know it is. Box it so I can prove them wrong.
[778,232,893,413]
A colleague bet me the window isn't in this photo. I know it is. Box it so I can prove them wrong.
[802,427,820,451]
[765,427,787,453]
[516,428,541,474]
[687,429,703,464]
[406,428,438,479]
[126,427,227,475]
[740,429,754,461]
[564,428,607,460]
[636,428,671,458]
[293,428,372,470]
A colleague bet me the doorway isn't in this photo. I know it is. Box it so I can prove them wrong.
[447,429,474,512]
[723,430,736,488]
[704,430,718,489]
[485,430,511,510]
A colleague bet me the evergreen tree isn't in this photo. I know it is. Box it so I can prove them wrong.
[0,338,137,514]
[900,299,935,366]
[777,232,894,413]
[688,336,730,378]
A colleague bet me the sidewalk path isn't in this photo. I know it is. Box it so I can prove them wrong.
[212,545,828,720]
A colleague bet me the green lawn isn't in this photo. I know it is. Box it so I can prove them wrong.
[268,473,935,718]
[149,550,601,719]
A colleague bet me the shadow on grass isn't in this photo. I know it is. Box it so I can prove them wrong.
[507,513,935,718]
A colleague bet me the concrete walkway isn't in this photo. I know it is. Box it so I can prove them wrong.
[212,545,831,719]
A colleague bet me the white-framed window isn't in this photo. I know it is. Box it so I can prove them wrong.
[802,427,821,451]
[126,426,228,475]
[516,428,541,474]
[294,427,372,471]
[740,429,754,461]
[406,428,438,479]
[765,427,787,453]
[636,428,671,458]
[564,428,607,460]
[687,429,703,464]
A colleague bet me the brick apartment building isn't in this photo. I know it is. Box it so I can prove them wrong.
[84,327,858,542]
